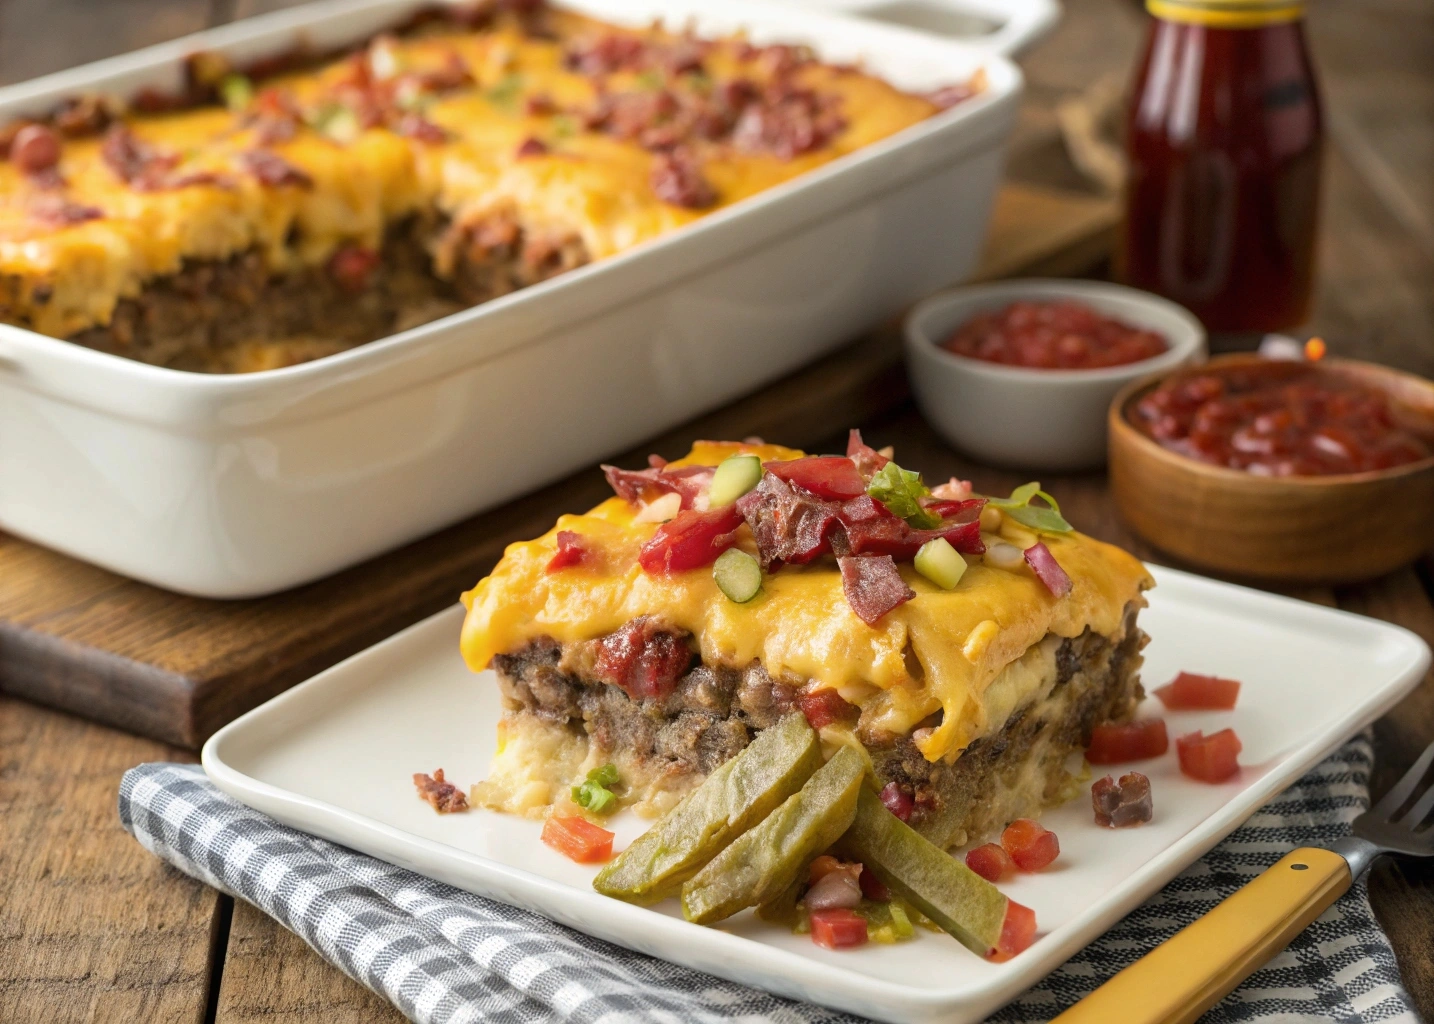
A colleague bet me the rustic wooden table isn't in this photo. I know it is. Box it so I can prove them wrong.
[1,0,1431,1021]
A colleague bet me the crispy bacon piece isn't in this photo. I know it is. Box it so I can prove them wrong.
[28,196,103,227]
[11,124,61,175]
[396,114,450,144]
[100,125,180,189]
[327,244,380,293]
[413,768,469,813]
[602,462,714,510]
[924,497,984,519]
[515,136,549,158]
[54,94,115,137]
[797,687,858,730]
[546,530,587,572]
[838,554,914,626]
[564,32,648,75]
[650,148,717,209]
[1092,772,1154,828]
[844,499,985,559]
[846,429,890,478]
[638,504,743,574]
[593,618,693,701]
[238,149,313,188]
[763,456,866,500]
[731,83,846,160]
[737,474,842,569]
[1025,542,1072,597]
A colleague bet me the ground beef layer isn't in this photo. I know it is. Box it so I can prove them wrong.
[53,209,588,372]
[490,603,1147,847]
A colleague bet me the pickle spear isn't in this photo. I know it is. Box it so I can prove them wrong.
[840,787,1008,955]
[681,746,866,925]
[593,712,822,904]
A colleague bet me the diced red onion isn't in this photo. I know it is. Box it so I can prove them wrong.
[1025,542,1073,597]
[804,866,862,911]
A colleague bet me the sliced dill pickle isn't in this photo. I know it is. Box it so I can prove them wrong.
[755,875,805,927]
[839,787,1008,955]
[681,746,866,925]
[592,712,821,905]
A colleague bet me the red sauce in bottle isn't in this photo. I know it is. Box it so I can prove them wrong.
[1118,1,1323,332]
[1130,361,1433,476]
[942,300,1168,370]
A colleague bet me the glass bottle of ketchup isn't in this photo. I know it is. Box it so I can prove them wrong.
[1118,0,1323,333]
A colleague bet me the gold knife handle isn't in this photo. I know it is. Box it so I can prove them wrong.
[1051,848,1351,1024]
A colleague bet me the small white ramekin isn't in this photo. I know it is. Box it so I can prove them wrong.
[903,279,1207,470]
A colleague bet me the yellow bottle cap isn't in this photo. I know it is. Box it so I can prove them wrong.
[1146,0,1305,28]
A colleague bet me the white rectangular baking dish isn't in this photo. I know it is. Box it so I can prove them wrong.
[0,0,1024,598]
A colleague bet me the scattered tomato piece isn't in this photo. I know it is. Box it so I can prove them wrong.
[878,782,914,822]
[1176,729,1243,783]
[1086,718,1169,764]
[541,815,614,863]
[988,899,1037,962]
[965,842,1015,882]
[762,455,867,500]
[1155,671,1241,710]
[858,865,891,902]
[1001,818,1060,872]
[798,688,859,730]
[637,504,743,574]
[810,908,869,950]
[1092,772,1154,827]
[545,530,587,572]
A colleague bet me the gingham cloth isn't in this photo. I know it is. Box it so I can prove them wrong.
[119,733,1419,1024]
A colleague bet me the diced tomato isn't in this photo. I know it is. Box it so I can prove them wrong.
[1001,819,1059,872]
[964,842,1014,882]
[327,244,380,293]
[1176,729,1243,783]
[879,782,914,822]
[798,688,858,730]
[858,865,891,902]
[1155,671,1242,710]
[1085,718,1170,764]
[808,855,844,884]
[763,456,867,500]
[810,908,869,950]
[988,900,1037,962]
[545,530,587,572]
[637,504,742,574]
[541,815,614,863]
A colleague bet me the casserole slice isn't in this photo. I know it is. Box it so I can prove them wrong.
[461,434,1151,849]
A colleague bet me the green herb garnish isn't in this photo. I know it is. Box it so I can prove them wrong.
[551,115,578,139]
[867,462,941,529]
[572,763,620,814]
[486,73,524,108]
[219,74,254,112]
[635,70,664,91]
[987,482,1073,533]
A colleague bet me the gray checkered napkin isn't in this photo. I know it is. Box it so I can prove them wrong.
[119,733,1419,1024]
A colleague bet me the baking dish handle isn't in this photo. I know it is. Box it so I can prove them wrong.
[794,0,1061,56]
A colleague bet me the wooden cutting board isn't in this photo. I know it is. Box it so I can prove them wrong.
[0,183,1118,748]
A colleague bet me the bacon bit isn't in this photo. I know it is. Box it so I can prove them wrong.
[238,149,313,188]
[844,497,985,559]
[638,504,743,574]
[797,687,858,730]
[1092,772,1154,828]
[730,80,846,159]
[327,244,380,293]
[650,148,717,209]
[928,82,978,110]
[542,815,614,863]
[1154,671,1241,710]
[922,497,986,520]
[1024,542,1072,597]
[879,782,914,822]
[28,196,103,227]
[11,124,61,175]
[594,618,693,702]
[762,456,866,501]
[1086,718,1169,764]
[53,94,115,137]
[564,32,648,75]
[988,899,1036,961]
[602,462,714,510]
[395,114,450,144]
[846,429,891,478]
[546,530,587,572]
[838,554,915,626]
[515,136,549,158]
[413,768,469,813]
[525,93,559,117]
[1176,729,1242,783]
[737,474,842,569]
[965,843,1015,882]
[100,125,179,188]
[1001,819,1059,871]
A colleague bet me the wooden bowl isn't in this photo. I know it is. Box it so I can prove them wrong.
[1108,355,1434,584]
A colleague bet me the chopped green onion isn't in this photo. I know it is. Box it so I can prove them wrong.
[310,104,361,143]
[219,74,254,112]
[635,70,664,90]
[914,537,967,590]
[866,462,940,529]
[571,763,620,814]
[986,482,1073,533]
[486,73,523,108]
[713,548,762,603]
[587,763,620,787]
[889,899,914,939]
[708,454,762,507]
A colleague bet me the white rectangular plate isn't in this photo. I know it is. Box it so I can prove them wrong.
[203,565,1430,1023]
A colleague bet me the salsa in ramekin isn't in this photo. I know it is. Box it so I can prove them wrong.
[1128,360,1433,476]
[941,300,1169,370]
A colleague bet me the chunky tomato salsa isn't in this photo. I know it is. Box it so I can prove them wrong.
[1130,362,1433,476]
[942,300,1168,370]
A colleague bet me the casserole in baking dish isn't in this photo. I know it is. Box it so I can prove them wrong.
[0,0,1024,597]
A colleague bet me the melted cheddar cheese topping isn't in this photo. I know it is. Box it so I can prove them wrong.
[462,442,1152,763]
[0,10,944,339]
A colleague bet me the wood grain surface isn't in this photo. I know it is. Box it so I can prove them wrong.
[0,0,1431,1022]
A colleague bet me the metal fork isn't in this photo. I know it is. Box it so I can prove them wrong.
[1053,740,1434,1024]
